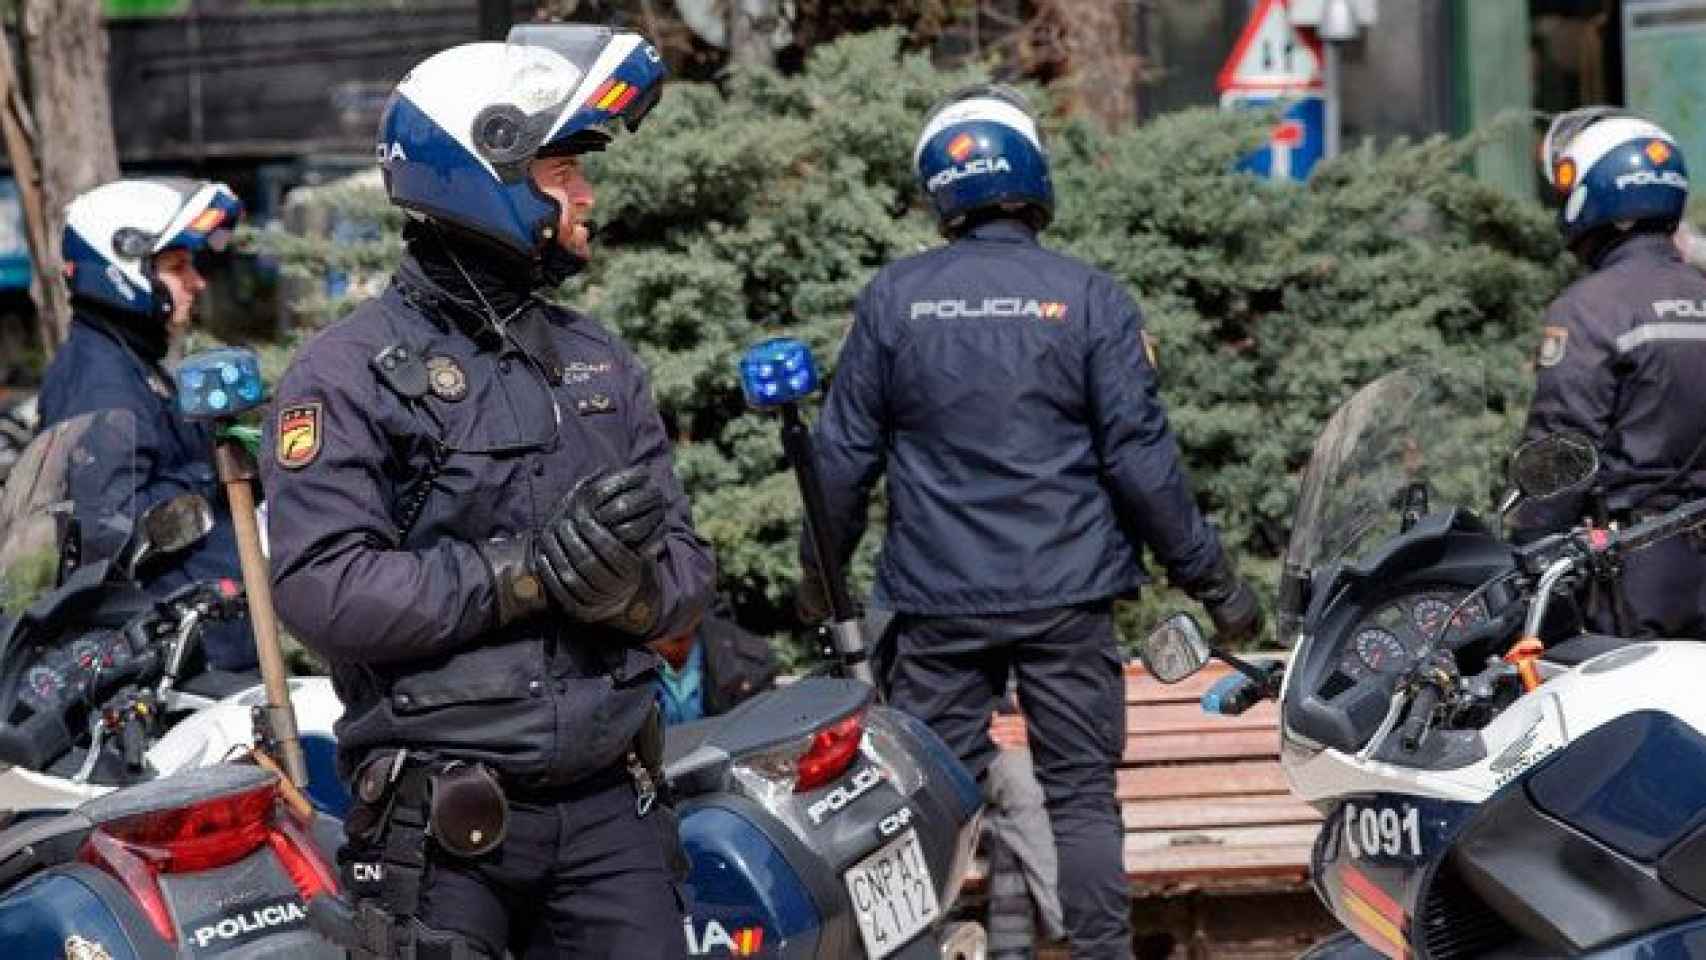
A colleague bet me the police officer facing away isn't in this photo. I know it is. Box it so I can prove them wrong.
[802,85,1263,958]
[39,179,255,672]
[263,28,711,959]
[1518,110,1706,638]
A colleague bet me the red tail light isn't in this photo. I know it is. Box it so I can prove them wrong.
[79,779,339,945]
[795,711,865,793]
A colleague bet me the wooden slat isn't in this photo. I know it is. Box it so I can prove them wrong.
[1126,700,1281,736]
[1123,795,1321,832]
[1125,823,1322,856]
[1124,663,1243,705]
[1123,842,1315,887]
[1123,728,1279,764]
[1118,761,1292,800]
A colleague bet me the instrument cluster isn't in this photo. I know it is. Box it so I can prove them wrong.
[1326,589,1489,693]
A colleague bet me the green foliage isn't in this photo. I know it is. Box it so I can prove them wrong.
[266,29,1573,652]
[0,546,56,617]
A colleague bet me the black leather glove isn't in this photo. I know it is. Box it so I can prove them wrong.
[477,534,549,628]
[1182,555,1265,647]
[531,472,662,636]
[585,465,667,554]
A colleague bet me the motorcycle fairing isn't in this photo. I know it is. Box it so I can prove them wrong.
[1313,792,1479,959]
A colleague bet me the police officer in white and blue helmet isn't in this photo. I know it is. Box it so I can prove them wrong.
[1517,109,1706,638]
[40,179,254,672]
[262,25,712,959]
[801,84,1263,959]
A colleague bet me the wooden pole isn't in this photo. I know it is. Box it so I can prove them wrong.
[214,438,309,789]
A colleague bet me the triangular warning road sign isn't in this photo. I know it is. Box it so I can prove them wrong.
[1217,0,1324,94]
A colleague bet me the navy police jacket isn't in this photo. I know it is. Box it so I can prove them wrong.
[813,219,1226,615]
[1518,233,1706,532]
[262,254,714,782]
[38,311,254,670]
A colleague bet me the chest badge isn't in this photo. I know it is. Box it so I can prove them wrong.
[576,393,615,415]
[426,355,468,402]
[277,402,322,470]
[1538,325,1569,368]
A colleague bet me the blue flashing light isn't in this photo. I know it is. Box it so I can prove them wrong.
[739,337,818,409]
[177,347,266,420]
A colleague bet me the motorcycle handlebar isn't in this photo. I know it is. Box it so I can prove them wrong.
[1398,682,1442,752]
[1613,496,1706,554]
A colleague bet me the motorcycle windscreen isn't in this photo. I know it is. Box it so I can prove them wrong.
[0,408,139,615]
[1278,367,1498,645]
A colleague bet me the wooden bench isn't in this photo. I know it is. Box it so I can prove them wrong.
[1117,660,1320,896]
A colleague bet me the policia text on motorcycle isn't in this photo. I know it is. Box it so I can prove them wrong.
[1518,109,1706,639]
[799,84,1265,960]
[262,27,713,959]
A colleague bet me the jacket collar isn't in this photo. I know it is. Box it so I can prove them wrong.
[1596,231,1680,272]
[960,217,1040,245]
[391,252,562,355]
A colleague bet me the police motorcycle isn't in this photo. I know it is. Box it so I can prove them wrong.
[0,359,347,957]
[1137,365,1706,960]
[662,338,987,960]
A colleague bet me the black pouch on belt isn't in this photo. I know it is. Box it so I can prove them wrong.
[427,761,508,858]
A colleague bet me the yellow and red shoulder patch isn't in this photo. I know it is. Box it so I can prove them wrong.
[276,402,322,470]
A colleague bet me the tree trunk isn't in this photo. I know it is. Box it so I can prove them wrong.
[0,29,58,358]
[21,0,122,347]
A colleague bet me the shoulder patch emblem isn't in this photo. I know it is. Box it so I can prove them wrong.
[425,355,468,403]
[1538,326,1569,368]
[277,403,322,469]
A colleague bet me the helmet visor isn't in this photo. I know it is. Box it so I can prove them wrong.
[1540,106,1630,190]
[153,181,243,255]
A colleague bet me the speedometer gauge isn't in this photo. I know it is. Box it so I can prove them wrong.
[1354,628,1407,673]
[1412,598,1454,639]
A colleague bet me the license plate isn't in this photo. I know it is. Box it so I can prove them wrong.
[843,828,939,959]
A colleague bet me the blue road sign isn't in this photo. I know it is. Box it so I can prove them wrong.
[1224,93,1326,181]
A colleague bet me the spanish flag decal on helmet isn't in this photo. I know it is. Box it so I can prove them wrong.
[947,132,976,162]
[277,403,323,469]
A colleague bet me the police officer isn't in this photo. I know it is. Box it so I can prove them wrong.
[801,85,1263,958]
[1518,109,1706,638]
[262,27,711,959]
[39,178,255,672]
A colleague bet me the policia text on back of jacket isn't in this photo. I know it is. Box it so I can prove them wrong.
[799,84,1264,960]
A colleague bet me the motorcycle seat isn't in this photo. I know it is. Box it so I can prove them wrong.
[1541,633,1641,667]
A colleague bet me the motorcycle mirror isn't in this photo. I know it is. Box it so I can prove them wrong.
[1509,434,1599,501]
[129,494,214,575]
[1139,612,1213,684]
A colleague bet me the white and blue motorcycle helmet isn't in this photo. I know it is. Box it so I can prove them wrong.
[913,83,1054,236]
[61,178,242,320]
[376,24,666,266]
[1541,108,1688,249]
